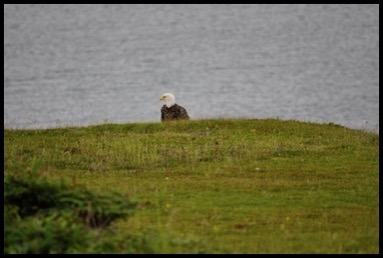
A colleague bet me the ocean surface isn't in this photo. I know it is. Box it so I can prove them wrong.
[4,4,379,132]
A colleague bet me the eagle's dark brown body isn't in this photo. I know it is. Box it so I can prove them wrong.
[161,104,190,122]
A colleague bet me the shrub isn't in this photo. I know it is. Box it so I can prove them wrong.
[4,170,137,253]
[5,210,89,254]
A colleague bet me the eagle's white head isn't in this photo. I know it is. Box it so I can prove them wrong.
[159,93,176,108]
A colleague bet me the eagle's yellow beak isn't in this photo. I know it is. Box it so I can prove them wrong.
[159,96,165,101]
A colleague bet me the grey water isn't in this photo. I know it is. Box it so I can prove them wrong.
[4,4,379,132]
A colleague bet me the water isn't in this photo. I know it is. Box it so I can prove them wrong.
[4,4,379,132]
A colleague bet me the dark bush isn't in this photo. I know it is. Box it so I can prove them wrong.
[5,210,89,254]
[59,188,137,228]
[4,171,138,253]
[4,172,64,217]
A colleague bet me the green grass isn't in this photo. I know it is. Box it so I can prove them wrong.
[4,118,379,253]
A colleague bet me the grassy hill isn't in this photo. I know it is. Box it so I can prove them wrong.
[4,118,379,253]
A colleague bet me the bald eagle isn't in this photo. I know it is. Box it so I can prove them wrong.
[159,93,190,122]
